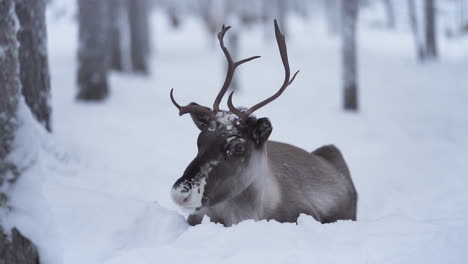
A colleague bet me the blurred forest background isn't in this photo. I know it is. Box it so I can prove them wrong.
[1,0,468,263]
[72,0,464,110]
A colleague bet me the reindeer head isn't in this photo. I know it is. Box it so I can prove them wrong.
[170,20,299,212]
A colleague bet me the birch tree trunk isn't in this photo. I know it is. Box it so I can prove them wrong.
[15,0,52,131]
[0,1,40,262]
[341,0,359,111]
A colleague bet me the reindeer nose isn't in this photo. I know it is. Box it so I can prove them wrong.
[171,186,192,206]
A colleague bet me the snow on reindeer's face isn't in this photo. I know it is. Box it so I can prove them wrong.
[171,111,272,211]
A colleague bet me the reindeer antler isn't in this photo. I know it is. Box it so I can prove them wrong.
[170,89,214,116]
[213,25,261,112]
[170,25,260,117]
[228,20,299,120]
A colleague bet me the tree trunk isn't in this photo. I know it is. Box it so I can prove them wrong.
[77,0,110,101]
[424,0,438,59]
[0,0,21,166]
[0,1,40,262]
[127,0,150,74]
[460,0,466,32]
[15,0,52,132]
[168,5,181,29]
[383,0,395,28]
[408,0,425,61]
[341,0,359,111]
[0,227,40,264]
[262,0,274,40]
[324,0,341,35]
[224,0,240,91]
[227,27,239,91]
[109,0,124,71]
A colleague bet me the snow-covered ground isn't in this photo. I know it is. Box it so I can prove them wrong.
[27,9,468,264]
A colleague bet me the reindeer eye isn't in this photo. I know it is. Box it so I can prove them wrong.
[230,142,245,156]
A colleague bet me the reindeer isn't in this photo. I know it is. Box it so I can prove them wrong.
[170,20,357,227]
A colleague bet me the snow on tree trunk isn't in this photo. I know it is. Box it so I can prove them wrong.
[424,0,438,59]
[0,1,40,262]
[341,0,359,111]
[77,0,110,101]
[15,0,52,132]
[408,0,425,61]
[128,0,150,74]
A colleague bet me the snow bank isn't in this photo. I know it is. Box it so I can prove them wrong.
[3,99,62,264]
[39,8,468,264]
[106,214,468,264]
[113,202,187,250]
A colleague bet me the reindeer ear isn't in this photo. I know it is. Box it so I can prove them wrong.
[188,103,212,130]
[251,118,272,146]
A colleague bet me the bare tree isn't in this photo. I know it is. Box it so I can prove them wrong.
[408,0,425,60]
[383,0,395,28]
[77,0,110,101]
[109,0,152,74]
[128,0,151,74]
[167,2,181,28]
[15,0,52,131]
[341,0,359,111]
[226,28,240,90]
[460,0,466,31]
[0,0,40,262]
[424,0,437,59]
[109,0,125,71]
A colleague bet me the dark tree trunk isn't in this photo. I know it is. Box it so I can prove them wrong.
[110,0,124,71]
[168,6,181,29]
[0,0,21,167]
[15,0,52,132]
[0,1,40,263]
[341,0,359,111]
[0,228,40,264]
[223,0,240,90]
[127,0,150,74]
[424,0,438,59]
[383,0,395,28]
[408,0,425,61]
[77,0,110,101]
